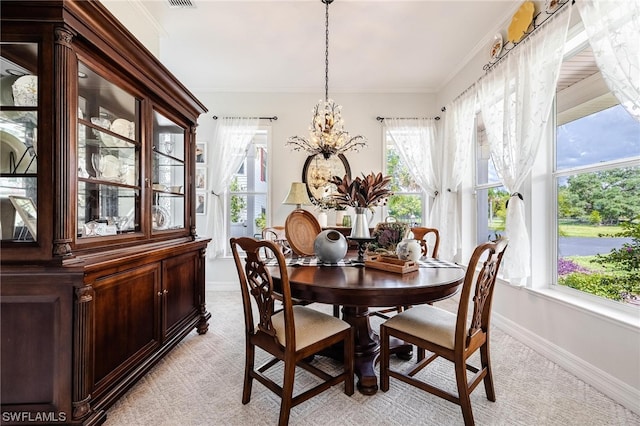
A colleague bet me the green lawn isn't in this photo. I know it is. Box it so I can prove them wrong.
[558,224,622,238]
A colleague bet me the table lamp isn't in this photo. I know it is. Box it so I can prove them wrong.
[282,182,312,210]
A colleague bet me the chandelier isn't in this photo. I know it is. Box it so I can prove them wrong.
[286,0,367,160]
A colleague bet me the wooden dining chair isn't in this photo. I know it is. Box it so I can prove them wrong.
[410,226,440,258]
[230,237,354,426]
[380,238,508,426]
[261,226,291,258]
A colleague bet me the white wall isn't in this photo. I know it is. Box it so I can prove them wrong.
[194,91,436,228]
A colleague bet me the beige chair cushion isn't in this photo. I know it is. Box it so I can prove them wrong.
[272,305,350,350]
[383,305,457,350]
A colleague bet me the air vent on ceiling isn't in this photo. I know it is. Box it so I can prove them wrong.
[167,0,195,8]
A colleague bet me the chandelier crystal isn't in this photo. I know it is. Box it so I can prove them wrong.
[286,0,367,160]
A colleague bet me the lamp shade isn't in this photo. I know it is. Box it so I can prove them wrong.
[282,182,312,208]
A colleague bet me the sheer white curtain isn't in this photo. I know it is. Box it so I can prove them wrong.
[205,117,259,258]
[436,89,477,261]
[478,8,571,282]
[576,0,640,121]
[385,118,439,200]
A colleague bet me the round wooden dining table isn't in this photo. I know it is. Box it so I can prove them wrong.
[268,263,465,395]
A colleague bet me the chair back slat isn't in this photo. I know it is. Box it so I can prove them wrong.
[410,227,440,258]
[231,237,295,347]
[455,238,508,350]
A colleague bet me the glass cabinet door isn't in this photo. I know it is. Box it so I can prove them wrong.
[0,42,38,242]
[77,61,140,238]
[152,110,185,232]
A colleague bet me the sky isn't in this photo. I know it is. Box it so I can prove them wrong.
[556,104,640,170]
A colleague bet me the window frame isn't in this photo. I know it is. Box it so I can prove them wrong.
[224,128,269,256]
[549,39,640,310]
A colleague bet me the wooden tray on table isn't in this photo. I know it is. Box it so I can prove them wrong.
[365,255,419,274]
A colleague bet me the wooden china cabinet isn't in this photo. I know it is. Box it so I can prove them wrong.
[0,1,210,424]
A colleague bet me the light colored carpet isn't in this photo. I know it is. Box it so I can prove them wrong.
[105,291,640,426]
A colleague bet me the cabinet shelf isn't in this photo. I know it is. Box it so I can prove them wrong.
[78,176,139,189]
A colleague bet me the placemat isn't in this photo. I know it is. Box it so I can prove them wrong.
[263,257,351,267]
[418,258,460,268]
[263,257,460,268]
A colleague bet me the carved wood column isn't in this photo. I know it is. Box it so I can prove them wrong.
[53,27,75,257]
[73,284,94,420]
[196,246,210,334]
[189,123,198,239]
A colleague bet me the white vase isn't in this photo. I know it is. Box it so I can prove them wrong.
[317,211,328,228]
[335,210,345,226]
[396,238,421,261]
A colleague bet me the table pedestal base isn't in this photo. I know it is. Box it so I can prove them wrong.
[339,306,412,395]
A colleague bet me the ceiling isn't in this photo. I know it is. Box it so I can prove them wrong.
[106,0,524,94]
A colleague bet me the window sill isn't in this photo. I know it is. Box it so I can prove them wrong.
[525,286,640,330]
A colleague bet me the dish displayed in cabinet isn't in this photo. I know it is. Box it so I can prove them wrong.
[11,75,38,106]
[152,205,171,230]
[110,118,135,139]
[1,130,34,173]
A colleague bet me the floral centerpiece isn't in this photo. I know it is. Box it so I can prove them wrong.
[328,172,393,210]
[328,172,393,239]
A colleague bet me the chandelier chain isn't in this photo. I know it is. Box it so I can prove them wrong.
[285,0,367,162]
[324,0,329,102]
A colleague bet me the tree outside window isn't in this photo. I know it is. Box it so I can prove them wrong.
[385,143,424,225]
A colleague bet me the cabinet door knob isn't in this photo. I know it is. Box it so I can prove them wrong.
[163,289,168,295]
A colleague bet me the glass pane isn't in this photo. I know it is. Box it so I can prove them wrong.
[152,110,185,233]
[77,62,140,239]
[226,133,269,255]
[78,62,138,136]
[1,42,38,242]
[387,194,422,226]
[556,167,640,305]
[229,193,267,240]
[476,125,500,185]
[557,105,640,171]
[476,185,508,244]
[152,152,184,193]
[77,181,139,237]
[153,192,184,231]
[386,145,420,192]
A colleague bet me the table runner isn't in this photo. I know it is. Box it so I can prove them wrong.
[262,257,459,268]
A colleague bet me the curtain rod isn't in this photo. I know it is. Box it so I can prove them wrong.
[441,82,477,112]
[376,116,440,122]
[212,115,278,122]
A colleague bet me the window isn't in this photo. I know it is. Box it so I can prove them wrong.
[475,120,508,244]
[553,45,640,306]
[227,131,268,250]
[384,131,426,225]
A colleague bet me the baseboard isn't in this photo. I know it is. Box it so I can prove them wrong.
[493,312,640,416]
